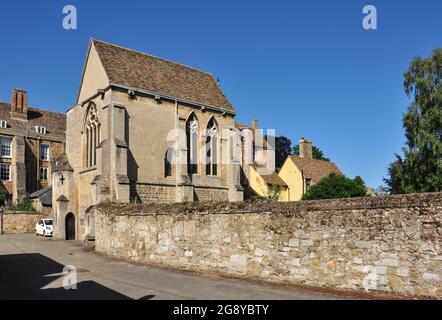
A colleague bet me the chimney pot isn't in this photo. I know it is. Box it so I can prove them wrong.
[299,138,313,159]
[251,119,258,129]
[11,88,28,120]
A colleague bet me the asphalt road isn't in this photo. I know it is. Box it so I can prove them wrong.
[0,234,350,300]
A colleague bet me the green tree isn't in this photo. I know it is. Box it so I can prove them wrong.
[302,173,367,200]
[292,144,330,162]
[384,49,442,194]
[353,176,365,187]
[274,136,292,169]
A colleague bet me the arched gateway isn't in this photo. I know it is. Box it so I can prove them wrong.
[65,213,76,240]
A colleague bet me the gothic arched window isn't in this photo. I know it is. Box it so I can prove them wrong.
[186,114,199,176]
[84,102,101,167]
[205,118,218,176]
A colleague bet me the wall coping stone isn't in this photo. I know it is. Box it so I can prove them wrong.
[133,180,229,189]
[2,211,43,215]
[96,192,442,216]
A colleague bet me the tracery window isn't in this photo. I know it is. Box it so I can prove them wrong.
[205,118,218,176]
[84,103,101,167]
[186,114,199,176]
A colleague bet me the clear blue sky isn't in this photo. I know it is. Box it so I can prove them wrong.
[0,0,441,188]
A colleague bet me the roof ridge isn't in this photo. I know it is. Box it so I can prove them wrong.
[289,155,337,165]
[0,102,65,116]
[91,38,214,77]
[28,107,66,116]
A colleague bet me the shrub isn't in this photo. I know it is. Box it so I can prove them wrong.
[0,188,9,206]
[4,199,36,212]
[302,173,367,200]
[267,185,281,201]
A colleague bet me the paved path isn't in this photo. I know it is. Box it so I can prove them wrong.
[0,234,350,300]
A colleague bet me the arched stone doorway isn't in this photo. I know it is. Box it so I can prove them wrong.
[65,213,76,240]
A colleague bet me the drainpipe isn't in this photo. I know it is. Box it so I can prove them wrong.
[175,100,179,202]
[301,169,305,196]
[37,137,41,182]
[0,208,3,234]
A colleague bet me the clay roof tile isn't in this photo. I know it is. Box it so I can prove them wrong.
[289,156,342,184]
[92,39,234,112]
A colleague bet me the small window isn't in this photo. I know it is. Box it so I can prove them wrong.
[40,167,48,180]
[40,144,49,160]
[0,137,12,158]
[0,163,11,181]
[35,126,47,134]
[0,120,7,128]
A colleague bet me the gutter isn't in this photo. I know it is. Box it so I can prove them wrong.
[71,83,237,117]
[109,83,236,116]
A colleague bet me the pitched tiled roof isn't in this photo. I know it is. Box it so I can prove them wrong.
[289,156,342,184]
[92,39,234,112]
[0,103,66,136]
[52,153,73,172]
[29,186,52,206]
[261,172,287,186]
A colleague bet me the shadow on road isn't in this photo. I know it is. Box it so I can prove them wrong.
[0,253,155,300]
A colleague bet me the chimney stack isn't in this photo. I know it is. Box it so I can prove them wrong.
[11,88,28,120]
[251,119,258,129]
[299,138,313,159]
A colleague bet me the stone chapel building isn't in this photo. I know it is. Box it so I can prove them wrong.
[52,39,244,241]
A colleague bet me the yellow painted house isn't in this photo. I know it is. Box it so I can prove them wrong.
[247,138,342,201]
[249,165,289,201]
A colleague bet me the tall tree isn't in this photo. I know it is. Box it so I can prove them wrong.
[385,49,442,194]
[292,144,330,162]
[274,136,292,169]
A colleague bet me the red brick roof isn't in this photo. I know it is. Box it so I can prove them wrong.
[0,102,66,136]
[289,156,342,183]
[92,39,234,112]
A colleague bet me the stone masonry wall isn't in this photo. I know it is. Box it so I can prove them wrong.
[1,211,48,234]
[95,192,442,298]
[131,183,229,203]
[194,187,229,202]
[131,183,176,203]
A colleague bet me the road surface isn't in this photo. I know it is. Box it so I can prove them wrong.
[0,234,351,300]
